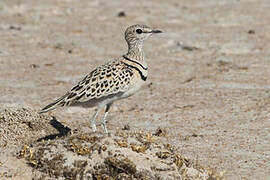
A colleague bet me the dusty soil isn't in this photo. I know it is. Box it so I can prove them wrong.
[0,0,270,179]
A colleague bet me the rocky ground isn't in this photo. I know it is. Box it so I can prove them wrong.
[0,0,270,179]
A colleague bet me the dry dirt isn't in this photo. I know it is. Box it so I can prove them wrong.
[0,0,270,179]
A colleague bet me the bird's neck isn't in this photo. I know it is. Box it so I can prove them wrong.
[125,42,146,64]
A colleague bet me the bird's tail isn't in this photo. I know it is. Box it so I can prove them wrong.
[38,93,69,114]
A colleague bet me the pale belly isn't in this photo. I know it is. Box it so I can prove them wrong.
[120,77,146,99]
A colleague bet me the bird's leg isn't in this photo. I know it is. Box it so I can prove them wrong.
[101,103,112,134]
[90,108,102,132]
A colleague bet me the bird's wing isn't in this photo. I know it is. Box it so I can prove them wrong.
[63,59,134,104]
[39,59,134,113]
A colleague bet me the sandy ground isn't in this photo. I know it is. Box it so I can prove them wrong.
[0,0,270,179]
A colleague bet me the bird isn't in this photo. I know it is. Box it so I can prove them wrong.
[39,24,162,133]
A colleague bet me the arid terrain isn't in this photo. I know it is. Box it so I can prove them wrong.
[0,0,270,179]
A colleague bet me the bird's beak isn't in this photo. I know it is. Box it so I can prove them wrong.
[151,29,162,33]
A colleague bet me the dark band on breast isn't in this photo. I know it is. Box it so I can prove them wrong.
[123,62,147,81]
[123,55,148,70]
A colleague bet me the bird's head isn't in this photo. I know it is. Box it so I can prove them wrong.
[125,24,162,48]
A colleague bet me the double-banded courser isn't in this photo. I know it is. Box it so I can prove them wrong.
[39,24,162,133]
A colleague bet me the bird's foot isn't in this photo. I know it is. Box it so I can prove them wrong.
[91,123,97,132]
[101,122,108,134]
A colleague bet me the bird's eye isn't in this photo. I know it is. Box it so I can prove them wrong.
[136,29,143,34]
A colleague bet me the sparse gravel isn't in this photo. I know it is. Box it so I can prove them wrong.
[0,0,270,179]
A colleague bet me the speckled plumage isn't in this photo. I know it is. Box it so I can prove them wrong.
[64,59,133,104]
[39,24,162,133]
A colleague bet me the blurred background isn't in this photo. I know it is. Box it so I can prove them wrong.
[0,0,269,179]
